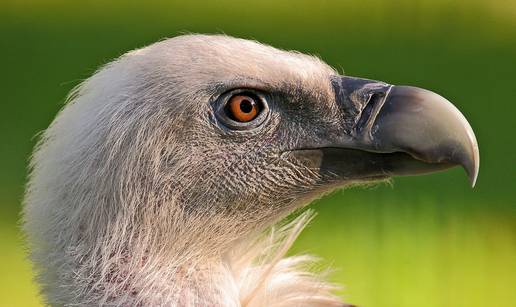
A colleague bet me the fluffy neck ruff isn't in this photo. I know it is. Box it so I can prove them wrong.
[229,210,346,307]
[122,211,346,306]
[35,209,347,306]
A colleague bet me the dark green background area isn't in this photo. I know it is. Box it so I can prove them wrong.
[1,1,514,306]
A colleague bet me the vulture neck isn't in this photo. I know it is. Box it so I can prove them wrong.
[88,210,342,306]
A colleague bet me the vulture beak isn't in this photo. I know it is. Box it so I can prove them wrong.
[317,76,479,186]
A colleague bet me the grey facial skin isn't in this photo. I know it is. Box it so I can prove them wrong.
[290,76,479,186]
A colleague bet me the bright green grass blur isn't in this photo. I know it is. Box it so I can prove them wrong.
[1,1,515,306]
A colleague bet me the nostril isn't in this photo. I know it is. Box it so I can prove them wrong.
[355,93,384,134]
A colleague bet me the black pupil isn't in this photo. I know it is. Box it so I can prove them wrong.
[240,99,254,113]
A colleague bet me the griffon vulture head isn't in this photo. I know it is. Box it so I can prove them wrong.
[23,34,478,306]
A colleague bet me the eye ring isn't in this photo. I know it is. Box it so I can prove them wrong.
[214,89,270,131]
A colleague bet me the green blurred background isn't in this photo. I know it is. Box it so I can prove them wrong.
[1,1,515,306]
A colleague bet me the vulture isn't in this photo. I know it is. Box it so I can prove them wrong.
[23,34,479,306]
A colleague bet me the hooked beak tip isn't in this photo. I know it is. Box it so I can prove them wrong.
[466,133,480,187]
[370,85,481,186]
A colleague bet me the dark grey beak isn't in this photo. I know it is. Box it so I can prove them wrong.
[324,76,479,186]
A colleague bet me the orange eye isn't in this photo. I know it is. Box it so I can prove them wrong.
[227,95,260,122]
